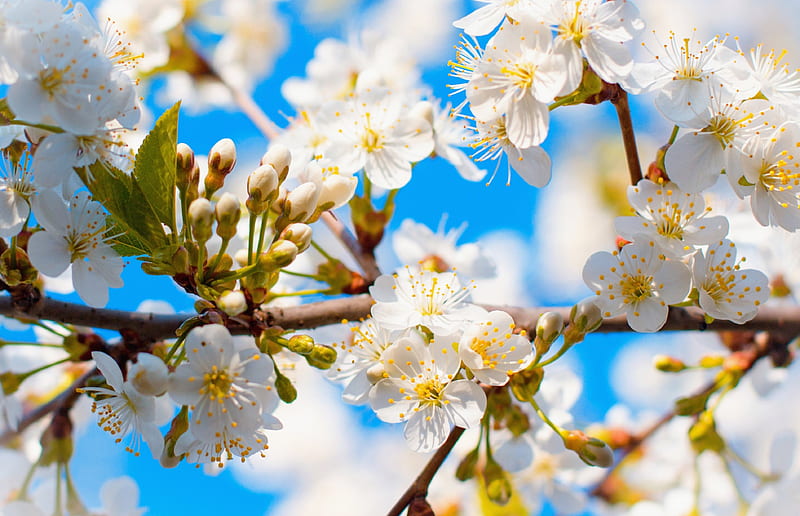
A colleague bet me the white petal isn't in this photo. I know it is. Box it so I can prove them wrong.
[27,231,70,278]
[91,351,124,392]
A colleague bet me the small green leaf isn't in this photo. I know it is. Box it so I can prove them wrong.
[106,220,151,257]
[79,161,168,254]
[674,390,712,416]
[133,102,180,233]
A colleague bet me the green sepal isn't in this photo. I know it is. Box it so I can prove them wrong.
[674,390,712,416]
[688,411,726,455]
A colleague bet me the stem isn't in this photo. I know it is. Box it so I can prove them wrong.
[611,87,643,185]
[727,446,779,483]
[386,427,465,516]
[721,453,750,514]
[9,120,64,134]
[247,214,257,265]
[536,340,574,367]
[255,212,271,257]
[19,357,71,380]
[208,238,230,272]
[528,395,567,439]
[320,211,381,282]
[668,124,680,145]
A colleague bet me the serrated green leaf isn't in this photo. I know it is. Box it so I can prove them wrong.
[133,102,180,232]
[79,161,168,254]
[106,218,151,257]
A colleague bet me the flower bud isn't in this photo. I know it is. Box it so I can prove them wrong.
[39,411,73,466]
[316,171,358,212]
[218,290,248,316]
[129,353,169,397]
[246,164,279,214]
[280,223,313,253]
[258,239,299,271]
[509,366,543,403]
[285,182,320,222]
[286,334,315,355]
[309,344,337,365]
[563,297,603,345]
[172,246,190,274]
[455,448,479,481]
[483,459,512,506]
[188,198,214,243]
[176,143,195,192]
[564,430,614,468]
[261,144,292,182]
[205,138,237,197]
[654,354,686,373]
[275,373,297,403]
[699,355,725,368]
[214,192,241,240]
[534,311,564,356]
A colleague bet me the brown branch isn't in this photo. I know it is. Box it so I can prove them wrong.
[611,87,643,185]
[386,427,466,516]
[320,211,382,283]
[0,368,94,446]
[4,295,800,342]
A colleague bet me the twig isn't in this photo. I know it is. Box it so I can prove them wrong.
[4,296,800,342]
[611,87,643,185]
[0,368,95,446]
[320,211,382,282]
[386,427,465,516]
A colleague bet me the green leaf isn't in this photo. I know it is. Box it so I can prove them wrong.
[133,102,180,233]
[79,161,168,254]
[674,390,712,416]
[106,218,151,257]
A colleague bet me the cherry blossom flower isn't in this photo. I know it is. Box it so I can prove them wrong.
[664,87,768,193]
[458,310,533,386]
[692,239,769,323]
[27,190,124,308]
[734,43,800,117]
[319,88,434,189]
[467,17,568,148]
[582,240,692,332]
[328,318,404,404]
[731,123,800,231]
[0,154,35,237]
[615,179,729,258]
[370,268,487,334]
[168,324,281,466]
[471,115,553,187]
[536,0,644,87]
[391,218,496,279]
[81,351,164,458]
[425,100,487,182]
[630,31,757,124]
[369,331,486,452]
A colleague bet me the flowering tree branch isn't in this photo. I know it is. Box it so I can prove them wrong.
[320,211,383,283]
[4,295,800,342]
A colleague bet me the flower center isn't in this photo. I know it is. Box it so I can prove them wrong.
[502,62,537,90]
[414,378,445,406]
[201,365,234,402]
[760,151,800,196]
[620,274,654,303]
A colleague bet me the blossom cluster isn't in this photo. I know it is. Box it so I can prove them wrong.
[83,324,282,467]
[583,179,769,332]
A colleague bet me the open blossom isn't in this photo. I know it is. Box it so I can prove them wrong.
[391,218,496,279]
[422,100,487,182]
[467,17,568,148]
[471,115,553,187]
[81,351,164,458]
[369,331,486,452]
[319,88,434,189]
[615,179,729,257]
[664,86,768,193]
[735,43,800,117]
[168,324,281,466]
[731,123,800,231]
[458,310,533,386]
[630,31,757,124]
[582,240,692,332]
[0,154,35,237]
[536,0,644,87]
[27,190,124,308]
[692,239,769,323]
[370,268,487,334]
[328,318,404,404]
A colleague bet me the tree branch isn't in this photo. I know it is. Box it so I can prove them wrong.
[3,295,800,342]
[0,368,94,446]
[611,87,643,185]
[320,211,382,283]
[386,427,465,516]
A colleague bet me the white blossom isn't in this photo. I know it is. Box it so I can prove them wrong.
[458,310,533,386]
[369,331,486,452]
